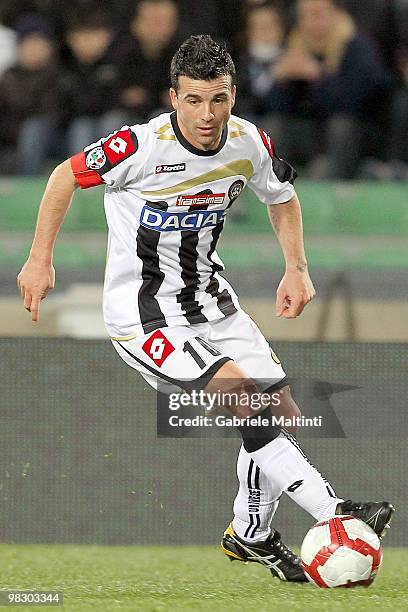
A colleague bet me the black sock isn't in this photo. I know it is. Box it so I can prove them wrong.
[237,407,281,452]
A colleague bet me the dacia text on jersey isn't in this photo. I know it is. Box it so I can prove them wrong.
[140,206,225,232]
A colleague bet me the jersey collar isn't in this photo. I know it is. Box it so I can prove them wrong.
[170,112,228,156]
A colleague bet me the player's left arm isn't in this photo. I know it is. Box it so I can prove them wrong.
[268,193,316,318]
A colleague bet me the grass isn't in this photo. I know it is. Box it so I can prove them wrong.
[0,545,406,611]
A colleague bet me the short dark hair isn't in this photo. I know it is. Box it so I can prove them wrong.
[134,0,177,19]
[66,11,112,34]
[170,35,236,91]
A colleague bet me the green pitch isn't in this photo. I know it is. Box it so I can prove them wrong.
[0,545,407,611]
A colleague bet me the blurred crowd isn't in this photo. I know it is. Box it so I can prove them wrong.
[0,0,407,179]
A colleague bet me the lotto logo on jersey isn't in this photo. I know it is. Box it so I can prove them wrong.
[156,163,186,174]
[104,129,138,165]
[142,330,175,367]
[140,205,225,232]
[176,194,225,206]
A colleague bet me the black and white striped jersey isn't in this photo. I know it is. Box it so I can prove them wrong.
[70,111,296,339]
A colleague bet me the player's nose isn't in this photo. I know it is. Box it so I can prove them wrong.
[201,104,215,122]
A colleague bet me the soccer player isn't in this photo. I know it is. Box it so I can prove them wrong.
[18,35,394,583]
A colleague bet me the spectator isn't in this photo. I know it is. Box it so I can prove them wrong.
[260,0,391,178]
[386,0,408,174]
[341,0,399,71]
[0,14,57,175]
[44,1,120,42]
[386,50,408,171]
[0,1,53,28]
[235,2,286,120]
[57,13,122,155]
[176,0,241,54]
[112,0,180,124]
[0,21,17,77]
[395,0,408,49]
[361,48,408,180]
[114,1,240,52]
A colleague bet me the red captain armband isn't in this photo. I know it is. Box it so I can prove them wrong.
[70,128,139,189]
[70,151,104,189]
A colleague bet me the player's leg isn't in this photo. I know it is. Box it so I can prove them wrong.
[232,445,281,544]
[207,312,340,517]
[207,312,393,568]
[206,314,303,573]
[207,312,340,516]
[207,340,391,524]
[110,319,306,581]
[223,444,302,582]
[203,313,316,580]
[205,365,341,580]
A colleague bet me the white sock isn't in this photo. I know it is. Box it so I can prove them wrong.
[232,445,281,543]
[249,431,342,521]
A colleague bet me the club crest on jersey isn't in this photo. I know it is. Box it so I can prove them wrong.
[142,330,175,367]
[176,193,225,206]
[140,205,225,232]
[156,163,186,174]
[228,180,244,200]
[86,147,106,170]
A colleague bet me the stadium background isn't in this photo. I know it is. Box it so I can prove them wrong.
[0,0,407,554]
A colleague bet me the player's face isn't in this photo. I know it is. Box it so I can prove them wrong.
[298,0,336,39]
[170,75,236,151]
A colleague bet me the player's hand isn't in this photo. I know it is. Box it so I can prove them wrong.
[276,268,316,319]
[17,259,55,322]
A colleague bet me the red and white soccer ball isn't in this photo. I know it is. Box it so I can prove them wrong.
[300,516,382,588]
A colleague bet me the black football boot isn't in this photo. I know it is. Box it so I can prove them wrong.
[221,523,307,582]
[336,500,395,537]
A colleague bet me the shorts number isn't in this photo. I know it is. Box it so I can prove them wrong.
[183,337,221,369]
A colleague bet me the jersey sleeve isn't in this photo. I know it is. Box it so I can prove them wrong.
[70,125,145,189]
[247,127,297,205]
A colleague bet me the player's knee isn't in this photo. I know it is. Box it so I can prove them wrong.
[205,375,257,418]
[205,364,284,447]
[204,360,260,418]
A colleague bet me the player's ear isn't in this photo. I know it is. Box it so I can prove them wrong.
[169,88,178,110]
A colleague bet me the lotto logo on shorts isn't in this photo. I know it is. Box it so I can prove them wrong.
[142,330,175,367]
[104,129,138,165]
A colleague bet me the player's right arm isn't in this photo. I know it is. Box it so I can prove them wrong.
[18,124,145,322]
[17,159,78,322]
